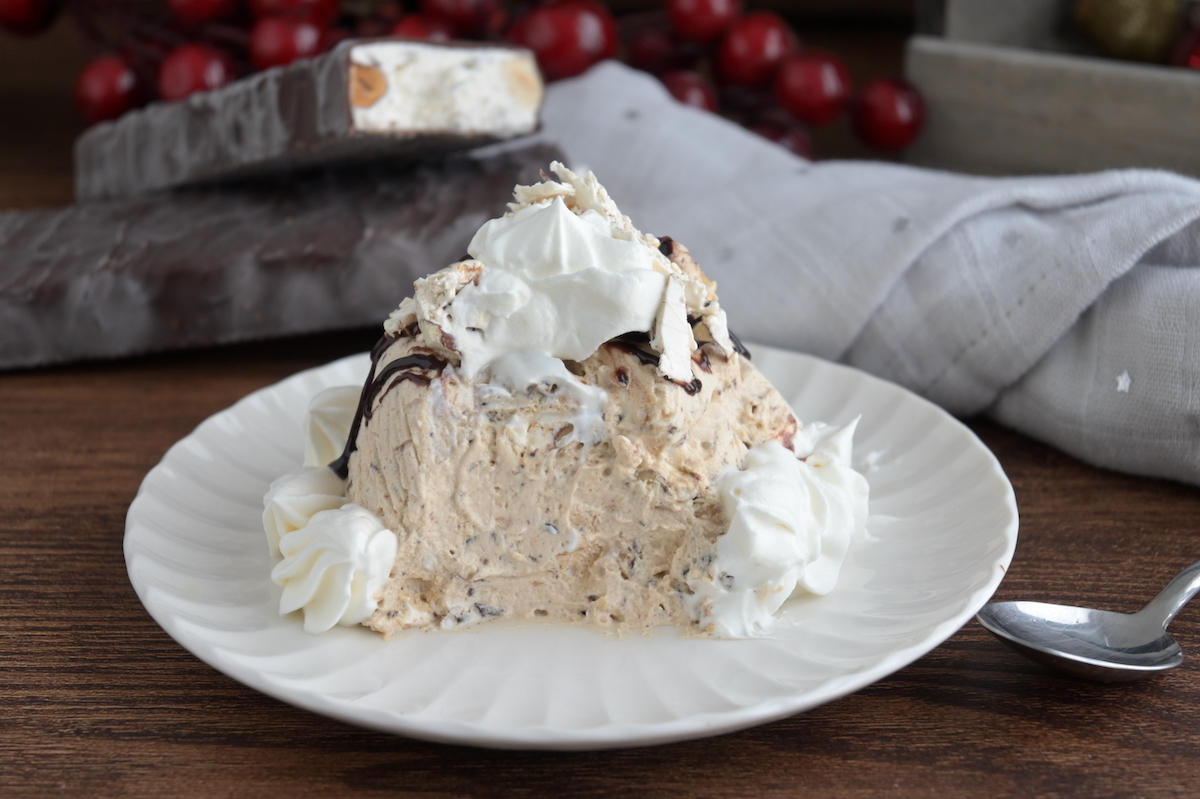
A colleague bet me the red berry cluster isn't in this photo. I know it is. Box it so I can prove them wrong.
[628,1,924,156]
[505,0,616,80]
[3,0,924,159]
[0,0,520,125]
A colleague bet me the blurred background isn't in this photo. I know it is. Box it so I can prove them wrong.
[5,0,1200,210]
[0,0,915,208]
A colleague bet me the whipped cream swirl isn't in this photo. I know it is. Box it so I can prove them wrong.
[263,466,347,556]
[271,503,398,634]
[384,162,733,385]
[687,421,869,637]
[263,388,399,633]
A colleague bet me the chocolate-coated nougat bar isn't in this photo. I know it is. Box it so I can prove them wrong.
[1,142,561,370]
[74,38,543,201]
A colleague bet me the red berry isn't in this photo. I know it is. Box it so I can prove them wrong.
[355,16,391,36]
[158,44,237,102]
[667,0,740,44]
[774,51,851,127]
[852,78,924,151]
[1174,29,1200,68]
[507,0,617,81]
[74,55,141,124]
[627,28,675,72]
[749,122,811,159]
[482,3,507,36]
[717,11,796,87]
[419,0,497,36]
[249,0,341,28]
[354,1,401,35]
[250,17,324,70]
[660,69,716,112]
[627,28,694,73]
[375,1,403,23]
[321,26,352,50]
[167,0,239,26]
[391,13,454,41]
[0,0,59,35]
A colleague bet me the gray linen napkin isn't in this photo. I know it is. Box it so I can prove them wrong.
[531,62,1200,486]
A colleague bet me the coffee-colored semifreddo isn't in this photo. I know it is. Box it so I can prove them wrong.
[263,163,869,639]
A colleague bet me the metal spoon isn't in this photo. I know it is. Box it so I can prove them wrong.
[976,558,1200,682]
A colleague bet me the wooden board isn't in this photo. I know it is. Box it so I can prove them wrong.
[906,35,1200,177]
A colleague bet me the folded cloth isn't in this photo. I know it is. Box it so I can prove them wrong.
[531,62,1200,486]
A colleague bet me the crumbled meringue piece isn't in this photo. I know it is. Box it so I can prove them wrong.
[695,302,734,354]
[652,275,698,383]
[549,161,625,226]
[383,296,417,337]
[510,176,574,210]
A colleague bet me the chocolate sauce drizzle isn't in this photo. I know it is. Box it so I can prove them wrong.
[728,329,751,360]
[608,332,702,395]
[329,317,730,479]
[609,332,657,367]
[615,330,650,344]
[328,333,448,479]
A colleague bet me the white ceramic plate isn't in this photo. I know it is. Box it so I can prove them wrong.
[125,344,1017,750]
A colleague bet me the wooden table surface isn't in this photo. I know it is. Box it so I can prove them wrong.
[3,22,1200,799]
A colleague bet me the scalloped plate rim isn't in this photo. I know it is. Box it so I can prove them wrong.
[124,344,1018,750]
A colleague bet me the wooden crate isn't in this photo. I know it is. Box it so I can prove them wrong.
[904,0,1200,176]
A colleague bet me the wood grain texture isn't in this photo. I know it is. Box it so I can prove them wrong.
[905,35,1200,178]
[3,330,1198,799]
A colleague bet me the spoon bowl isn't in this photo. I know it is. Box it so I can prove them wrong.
[977,601,1183,682]
[976,558,1200,681]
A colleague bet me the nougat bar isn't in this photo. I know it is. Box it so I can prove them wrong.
[1,142,561,370]
[74,39,544,201]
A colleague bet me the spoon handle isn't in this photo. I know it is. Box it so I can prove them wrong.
[1141,558,1200,630]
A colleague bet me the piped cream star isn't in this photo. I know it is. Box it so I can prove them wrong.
[1116,371,1131,393]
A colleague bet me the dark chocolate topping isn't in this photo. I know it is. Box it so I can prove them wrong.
[608,336,658,368]
[367,351,447,419]
[728,329,751,360]
[328,335,448,479]
[608,332,702,395]
[370,332,398,362]
[614,330,651,344]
